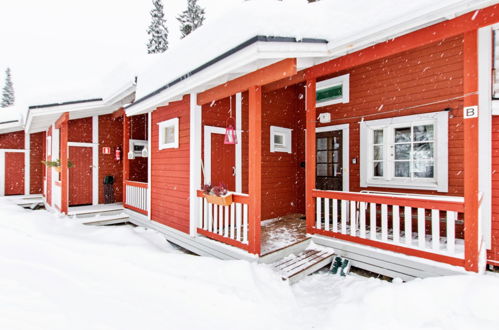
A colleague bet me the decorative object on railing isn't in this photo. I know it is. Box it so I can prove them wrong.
[201,183,233,206]
[197,190,249,250]
[124,181,148,215]
[42,159,74,172]
[311,190,465,266]
[224,95,237,145]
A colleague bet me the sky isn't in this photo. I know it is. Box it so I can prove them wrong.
[0,0,243,106]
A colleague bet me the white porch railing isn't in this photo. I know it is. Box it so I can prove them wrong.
[125,181,148,215]
[196,191,250,250]
[311,190,465,263]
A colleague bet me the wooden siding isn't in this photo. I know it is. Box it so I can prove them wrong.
[4,152,25,195]
[98,114,123,203]
[30,132,45,194]
[490,116,499,264]
[317,35,465,196]
[68,117,93,143]
[0,130,24,149]
[151,95,190,234]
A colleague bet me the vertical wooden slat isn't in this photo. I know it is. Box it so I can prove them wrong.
[405,206,412,245]
[219,205,224,235]
[198,197,204,229]
[324,198,330,231]
[393,205,400,244]
[341,200,347,234]
[359,202,366,238]
[208,203,213,232]
[447,211,456,255]
[332,199,338,232]
[370,203,376,240]
[350,201,357,236]
[230,203,235,239]
[243,204,248,243]
[203,199,208,230]
[431,209,440,251]
[316,197,322,229]
[213,204,218,233]
[224,205,229,237]
[417,208,426,249]
[381,204,388,242]
[236,203,242,241]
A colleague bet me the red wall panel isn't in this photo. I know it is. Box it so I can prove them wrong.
[489,116,499,264]
[151,96,190,234]
[0,130,24,149]
[68,117,92,143]
[98,114,124,203]
[5,152,24,195]
[30,132,45,194]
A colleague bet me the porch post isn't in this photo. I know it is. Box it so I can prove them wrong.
[248,85,262,255]
[123,114,130,206]
[305,79,317,233]
[463,30,480,272]
[59,114,69,214]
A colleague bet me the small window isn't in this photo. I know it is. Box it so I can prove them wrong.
[270,126,292,153]
[360,111,448,192]
[129,139,148,157]
[316,74,349,107]
[158,118,179,150]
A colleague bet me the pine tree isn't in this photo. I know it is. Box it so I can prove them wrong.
[1,68,15,108]
[177,0,206,39]
[147,0,169,54]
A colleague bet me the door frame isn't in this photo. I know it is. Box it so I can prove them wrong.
[315,124,349,192]
[68,142,98,205]
[203,125,242,192]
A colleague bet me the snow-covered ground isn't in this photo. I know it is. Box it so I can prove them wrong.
[0,198,498,330]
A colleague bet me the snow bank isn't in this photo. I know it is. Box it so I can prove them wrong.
[0,197,498,330]
[135,0,485,101]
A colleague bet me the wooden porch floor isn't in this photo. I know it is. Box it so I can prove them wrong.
[261,214,308,255]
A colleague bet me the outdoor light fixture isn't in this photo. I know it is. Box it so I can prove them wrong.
[224,96,237,145]
[141,146,149,158]
[128,150,135,160]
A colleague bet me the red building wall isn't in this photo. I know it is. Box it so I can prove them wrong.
[489,116,499,265]
[68,118,93,143]
[128,114,148,183]
[30,132,45,194]
[151,96,191,234]
[316,35,465,196]
[99,114,123,203]
[0,130,24,149]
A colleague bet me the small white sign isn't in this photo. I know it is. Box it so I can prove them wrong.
[464,106,478,119]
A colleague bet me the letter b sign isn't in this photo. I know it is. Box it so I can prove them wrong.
[464,106,478,119]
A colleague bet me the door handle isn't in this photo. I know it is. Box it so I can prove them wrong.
[232,166,236,176]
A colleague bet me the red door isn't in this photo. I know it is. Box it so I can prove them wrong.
[69,146,93,206]
[5,152,25,195]
[210,134,235,191]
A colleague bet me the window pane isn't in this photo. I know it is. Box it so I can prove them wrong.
[394,161,410,177]
[316,84,343,103]
[373,145,383,160]
[414,124,434,142]
[373,162,383,177]
[317,151,327,163]
[317,164,327,176]
[413,161,434,178]
[394,144,410,160]
[413,143,433,160]
[394,127,411,143]
[317,138,327,150]
[274,134,284,146]
[164,126,175,144]
[373,129,383,144]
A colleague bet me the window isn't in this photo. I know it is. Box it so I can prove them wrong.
[158,118,179,150]
[360,111,448,192]
[46,136,51,156]
[129,139,148,157]
[316,74,349,107]
[270,126,292,153]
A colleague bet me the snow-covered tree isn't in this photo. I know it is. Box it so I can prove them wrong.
[1,68,14,108]
[147,0,169,54]
[177,0,205,39]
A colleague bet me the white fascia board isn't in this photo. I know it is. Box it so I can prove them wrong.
[126,41,329,116]
[323,0,496,63]
[0,124,24,135]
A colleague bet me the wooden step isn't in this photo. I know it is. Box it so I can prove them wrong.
[79,213,129,226]
[272,249,334,284]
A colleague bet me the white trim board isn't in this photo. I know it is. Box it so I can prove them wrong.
[0,152,4,196]
[148,112,152,221]
[316,124,350,192]
[235,93,242,193]
[25,133,30,196]
[92,116,99,206]
[190,93,202,236]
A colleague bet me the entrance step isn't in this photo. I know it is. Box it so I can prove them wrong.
[77,212,130,226]
[272,249,334,284]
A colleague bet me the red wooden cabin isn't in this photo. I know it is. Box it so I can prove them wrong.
[120,1,499,279]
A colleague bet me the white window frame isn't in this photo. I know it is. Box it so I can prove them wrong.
[158,117,179,150]
[270,126,292,153]
[129,139,148,157]
[360,111,448,192]
[316,73,350,108]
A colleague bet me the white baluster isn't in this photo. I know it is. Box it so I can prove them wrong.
[316,197,322,229]
[381,204,388,242]
[236,202,242,241]
[370,203,376,240]
[341,200,347,234]
[359,202,366,238]
[230,203,235,239]
[224,206,229,237]
[324,198,330,231]
[203,198,208,230]
[219,205,224,235]
[208,203,213,232]
[213,204,218,233]
[404,206,412,245]
[446,211,456,255]
[392,205,400,244]
[243,204,248,243]
[417,208,425,249]
[431,209,440,251]
[198,197,204,229]
[350,201,357,236]
[332,199,338,232]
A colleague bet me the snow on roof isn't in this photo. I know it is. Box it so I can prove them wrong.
[0,105,23,124]
[134,0,492,104]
